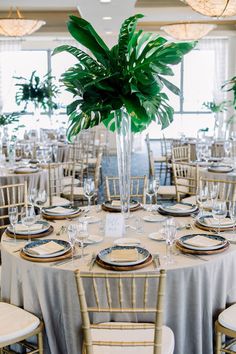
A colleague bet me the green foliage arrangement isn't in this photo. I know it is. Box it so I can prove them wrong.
[53,14,196,140]
[203,100,229,113]
[14,71,60,112]
[222,76,236,109]
[0,112,20,126]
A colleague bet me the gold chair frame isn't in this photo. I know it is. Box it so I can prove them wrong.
[75,270,167,354]
[215,319,236,354]
[172,163,199,202]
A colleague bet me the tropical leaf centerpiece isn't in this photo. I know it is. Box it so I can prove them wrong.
[53,14,196,140]
[14,71,60,113]
[0,112,20,126]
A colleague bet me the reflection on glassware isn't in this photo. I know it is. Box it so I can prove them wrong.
[229,201,236,241]
[146,178,157,211]
[83,178,95,211]
[162,218,176,264]
[135,217,143,234]
[35,190,47,219]
[212,200,227,234]
[21,206,36,242]
[9,206,18,243]
[78,221,89,261]
[67,223,77,263]
[196,184,208,216]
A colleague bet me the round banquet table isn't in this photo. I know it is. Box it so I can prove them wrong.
[199,164,236,182]
[0,162,47,191]
[1,207,236,354]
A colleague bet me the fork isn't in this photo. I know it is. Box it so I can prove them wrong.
[152,253,161,269]
[88,253,97,270]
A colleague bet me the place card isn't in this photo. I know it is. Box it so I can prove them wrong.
[105,214,125,238]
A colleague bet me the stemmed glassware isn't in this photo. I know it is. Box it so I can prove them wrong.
[21,206,36,242]
[77,220,89,261]
[28,188,38,208]
[153,177,160,210]
[196,184,208,217]
[83,178,95,211]
[67,223,78,264]
[224,141,231,159]
[229,201,236,240]
[212,200,227,234]
[146,178,157,211]
[35,190,48,219]
[162,218,177,264]
[9,206,18,243]
[208,182,219,209]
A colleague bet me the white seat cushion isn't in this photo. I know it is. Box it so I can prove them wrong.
[63,186,84,196]
[157,185,176,196]
[62,177,80,187]
[89,322,174,354]
[44,196,71,207]
[181,196,196,204]
[218,304,236,331]
[154,156,166,163]
[0,302,40,343]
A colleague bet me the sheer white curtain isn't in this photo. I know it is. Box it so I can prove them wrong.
[0,39,22,113]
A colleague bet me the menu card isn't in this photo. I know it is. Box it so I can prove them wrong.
[105,214,125,237]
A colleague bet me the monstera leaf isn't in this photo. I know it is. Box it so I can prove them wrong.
[53,14,196,140]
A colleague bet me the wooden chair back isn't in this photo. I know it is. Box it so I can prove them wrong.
[75,270,166,354]
[200,177,236,202]
[172,163,199,202]
[105,176,147,204]
[0,181,28,230]
[172,145,191,163]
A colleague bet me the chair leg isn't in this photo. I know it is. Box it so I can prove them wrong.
[215,330,222,354]
[38,331,43,354]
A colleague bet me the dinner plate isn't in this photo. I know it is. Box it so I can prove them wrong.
[197,215,234,229]
[42,205,80,216]
[142,215,166,223]
[208,165,233,173]
[85,235,103,244]
[102,200,140,210]
[97,246,150,266]
[7,220,50,235]
[113,238,141,246]
[80,216,101,224]
[148,232,165,241]
[159,203,198,215]
[23,239,71,258]
[178,233,227,251]
[14,166,40,174]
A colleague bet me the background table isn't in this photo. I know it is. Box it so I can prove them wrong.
[1,208,236,354]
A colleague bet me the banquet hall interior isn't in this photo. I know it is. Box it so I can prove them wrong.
[1,1,236,354]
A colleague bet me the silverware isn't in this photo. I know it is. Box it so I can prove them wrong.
[50,253,88,267]
[152,254,161,269]
[88,253,97,270]
[13,247,23,253]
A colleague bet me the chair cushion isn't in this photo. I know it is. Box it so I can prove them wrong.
[62,177,80,187]
[44,196,71,207]
[154,156,166,163]
[176,178,189,194]
[218,304,236,332]
[181,196,196,204]
[0,302,40,343]
[157,185,176,196]
[89,322,174,354]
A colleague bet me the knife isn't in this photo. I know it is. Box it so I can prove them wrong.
[50,253,88,267]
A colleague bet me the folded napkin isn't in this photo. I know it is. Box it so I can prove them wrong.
[111,200,121,207]
[184,235,223,248]
[27,241,65,256]
[204,218,233,227]
[44,206,74,214]
[109,249,139,262]
[168,203,193,211]
[14,223,43,233]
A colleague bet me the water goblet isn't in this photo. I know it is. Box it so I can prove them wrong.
[163,218,177,264]
[35,190,48,219]
[212,200,227,234]
[21,206,36,242]
[28,188,38,208]
[196,185,208,217]
[228,201,236,241]
[8,206,18,243]
[77,220,89,261]
[83,178,95,211]
[67,223,78,263]
[146,178,156,211]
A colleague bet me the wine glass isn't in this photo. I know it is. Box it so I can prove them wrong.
[196,185,208,217]
[21,206,36,242]
[212,200,227,234]
[77,220,89,261]
[67,224,78,263]
[35,190,48,219]
[28,188,38,208]
[224,141,231,159]
[229,201,236,240]
[9,206,18,243]
[83,178,95,211]
[163,218,177,264]
[153,177,160,209]
[146,178,156,211]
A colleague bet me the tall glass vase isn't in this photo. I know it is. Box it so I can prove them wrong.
[115,108,131,219]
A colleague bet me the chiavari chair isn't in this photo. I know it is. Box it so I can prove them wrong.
[200,177,236,202]
[172,163,199,202]
[171,145,191,163]
[75,270,174,354]
[105,176,147,204]
[0,302,43,354]
[215,304,236,354]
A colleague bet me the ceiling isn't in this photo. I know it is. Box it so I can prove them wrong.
[0,0,235,41]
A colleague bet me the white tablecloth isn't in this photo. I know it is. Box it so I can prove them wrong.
[1,208,236,354]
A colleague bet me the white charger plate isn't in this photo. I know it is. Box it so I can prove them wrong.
[85,235,103,244]
[142,215,166,223]
[148,232,165,241]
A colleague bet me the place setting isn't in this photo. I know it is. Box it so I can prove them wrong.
[42,205,82,220]
[158,202,199,217]
[101,199,141,212]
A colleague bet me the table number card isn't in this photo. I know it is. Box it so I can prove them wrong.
[105,214,125,238]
